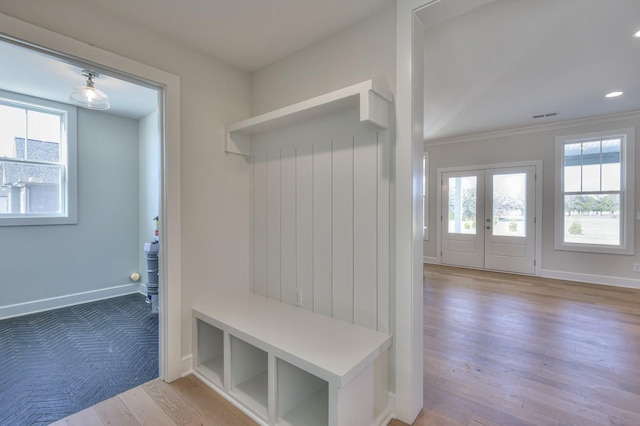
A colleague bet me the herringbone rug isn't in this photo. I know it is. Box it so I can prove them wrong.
[0,293,158,425]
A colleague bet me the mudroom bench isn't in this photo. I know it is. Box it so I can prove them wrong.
[192,293,392,426]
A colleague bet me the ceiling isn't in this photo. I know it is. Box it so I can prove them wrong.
[78,0,395,73]
[0,40,158,120]
[3,0,639,137]
[422,0,640,141]
[0,0,394,119]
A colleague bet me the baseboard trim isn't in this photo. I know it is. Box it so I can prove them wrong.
[0,283,144,319]
[181,354,193,378]
[137,283,148,295]
[388,391,396,418]
[376,408,393,426]
[541,269,640,290]
[423,256,439,264]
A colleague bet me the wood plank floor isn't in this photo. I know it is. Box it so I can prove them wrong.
[404,264,640,426]
[50,375,258,426]
[54,265,640,425]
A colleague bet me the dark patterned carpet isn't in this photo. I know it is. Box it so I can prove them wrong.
[0,293,158,425]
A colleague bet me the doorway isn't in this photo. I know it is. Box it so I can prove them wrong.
[439,164,538,275]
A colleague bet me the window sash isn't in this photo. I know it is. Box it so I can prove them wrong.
[0,90,76,226]
[554,128,634,255]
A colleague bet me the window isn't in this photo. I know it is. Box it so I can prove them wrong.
[555,128,634,254]
[0,90,77,226]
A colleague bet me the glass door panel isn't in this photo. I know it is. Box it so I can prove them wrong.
[448,176,477,234]
[492,173,526,237]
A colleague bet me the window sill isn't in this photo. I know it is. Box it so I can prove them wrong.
[554,241,634,256]
[0,214,77,227]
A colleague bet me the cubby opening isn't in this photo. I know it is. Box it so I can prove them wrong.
[230,335,269,419]
[277,359,328,426]
[196,319,224,387]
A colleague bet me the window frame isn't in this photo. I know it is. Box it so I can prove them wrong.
[0,90,77,226]
[554,128,635,255]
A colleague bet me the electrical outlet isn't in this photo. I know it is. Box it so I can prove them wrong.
[634,263,640,273]
[295,289,302,306]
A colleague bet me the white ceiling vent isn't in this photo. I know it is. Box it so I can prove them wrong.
[532,112,558,119]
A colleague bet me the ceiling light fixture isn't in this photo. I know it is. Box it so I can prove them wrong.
[605,91,624,98]
[69,69,110,110]
[633,30,640,38]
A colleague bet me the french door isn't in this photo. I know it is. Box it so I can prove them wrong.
[441,166,536,274]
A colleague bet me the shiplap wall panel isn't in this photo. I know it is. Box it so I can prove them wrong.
[266,151,282,300]
[253,152,268,297]
[295,143,314,311]
[280,147,297,306]
[251,108,390,332]
[353,128,379,330]
[312,141,333,318]
[331,135,355,324]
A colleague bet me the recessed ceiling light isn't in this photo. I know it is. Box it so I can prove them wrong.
[634,30,640,38]
[605,91,623,98]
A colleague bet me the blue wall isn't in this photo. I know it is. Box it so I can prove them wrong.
[0,109,140,309]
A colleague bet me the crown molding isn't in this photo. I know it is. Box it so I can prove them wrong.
[424,110,640,147]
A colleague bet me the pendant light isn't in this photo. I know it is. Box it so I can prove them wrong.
[69,69,110,110]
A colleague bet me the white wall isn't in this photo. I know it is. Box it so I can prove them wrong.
[0,1,252,359]
[139,110,160,278]
[0,109,139,307]
[425,113,640,285]
[251,3,396,115]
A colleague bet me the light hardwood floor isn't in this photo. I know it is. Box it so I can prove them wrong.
[55,265,640,425]
[404,264,640,426]
[50,375,258,426]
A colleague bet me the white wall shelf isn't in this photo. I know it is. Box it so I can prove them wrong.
[226,79,393,156]
[193,293,392,426]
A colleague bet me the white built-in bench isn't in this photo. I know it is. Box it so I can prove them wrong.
[192,293,392,426]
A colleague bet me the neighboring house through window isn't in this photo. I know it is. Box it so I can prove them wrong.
[0,90,77,225]
[555,128,635,254]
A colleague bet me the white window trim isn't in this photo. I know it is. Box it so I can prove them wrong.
[0,90,77,226]
[554,128,635,255]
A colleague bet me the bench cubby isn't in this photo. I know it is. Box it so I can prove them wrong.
[230,335,269,420]
[277,359,328,426]
[194,320,224,388]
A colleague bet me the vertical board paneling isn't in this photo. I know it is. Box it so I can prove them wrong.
[250,108,391,333]
[331,136,354,324]
[253,152,268,297]
[295,143,314,311]
[353,127,379,330]
[377,131,390,333]
[266,150,281,301]
[313,142,333,317]
[280,147,297,305]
